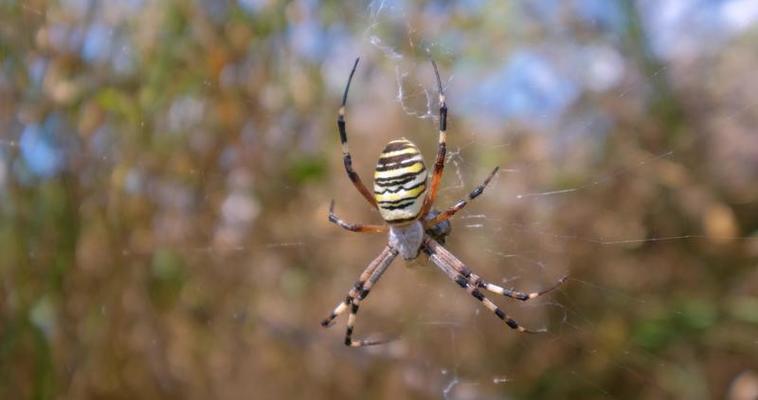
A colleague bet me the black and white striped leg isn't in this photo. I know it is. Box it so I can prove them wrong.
[321,246,398,345]
[338,58,378,209]
[423,239,546,334]
[344,292,393,347]
[321,246,395,327]
[345,300,391,347]
[343,247,398,346]
[425,166,499,228]
[328,200,387,233]
[480,275,568,301]
[321,281,370,328]
[424,236,566,302]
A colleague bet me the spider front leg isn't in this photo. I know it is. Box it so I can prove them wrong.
[337,58,378,209]
[419,59,448,218]
[424,166,499,228]
[328,200,387,233]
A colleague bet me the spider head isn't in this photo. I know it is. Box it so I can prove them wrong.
[373,138,428,224]
[423,209,452,244]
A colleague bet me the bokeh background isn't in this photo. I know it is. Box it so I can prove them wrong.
[2,0,758,399]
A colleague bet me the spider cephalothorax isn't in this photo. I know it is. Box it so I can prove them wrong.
[322,58,567,346]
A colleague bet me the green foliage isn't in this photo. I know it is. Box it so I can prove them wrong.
[149,249,187,309]
[287,155,328,184]
[1,1,756,399]
[633,299,718,352]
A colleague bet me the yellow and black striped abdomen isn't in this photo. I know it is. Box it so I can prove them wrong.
[374,138,428,224]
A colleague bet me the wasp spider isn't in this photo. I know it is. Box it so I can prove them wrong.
[322,58,567,347]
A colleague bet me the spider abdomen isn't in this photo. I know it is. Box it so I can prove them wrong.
[373,138,429,224]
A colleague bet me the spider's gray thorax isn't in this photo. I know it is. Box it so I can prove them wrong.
[388,221,425,260]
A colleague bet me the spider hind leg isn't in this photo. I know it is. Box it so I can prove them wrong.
[321,246,399,346]
[423,237,555,334]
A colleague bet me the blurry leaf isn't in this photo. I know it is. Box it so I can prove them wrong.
[95,88,139,125]
[633,318,671,351]
[727,297,758,324]
[287,156,327,184]
[148,249,186,309]
[632,299,717,351]
[675,299,717,331]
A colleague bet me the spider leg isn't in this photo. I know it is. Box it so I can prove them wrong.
[424,237,566,302]
[320,246,397,330]
[328,200,387,233]
[423,238,547,333]
[419,59,448,218]
[426,239,568,301]
[480,275,568,301]
[424,167,499,228]
[320,247,388,327]
[338,58,378,209]
[345,253,398,347]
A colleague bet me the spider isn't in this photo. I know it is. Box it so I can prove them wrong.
[321,58,567,347]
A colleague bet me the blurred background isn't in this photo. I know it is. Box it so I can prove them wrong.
[2,0,758,399]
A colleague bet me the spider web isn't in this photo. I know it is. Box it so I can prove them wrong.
[3,1,758,399]
[310,1,758,399]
